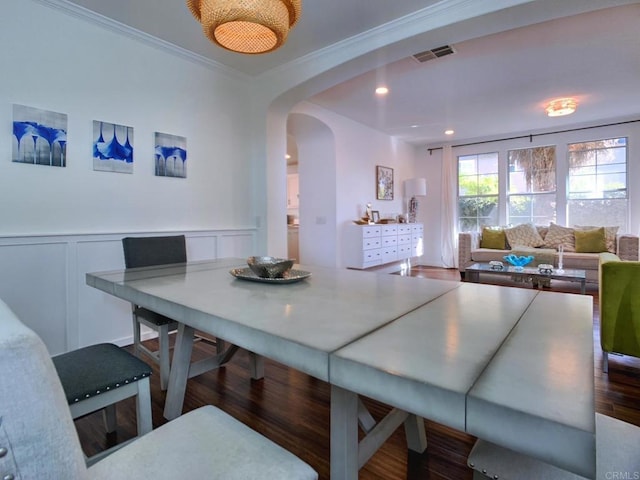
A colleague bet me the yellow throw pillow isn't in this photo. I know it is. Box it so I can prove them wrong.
[480,228,506,249]
[574,225,619,253]
[574,227,607,253]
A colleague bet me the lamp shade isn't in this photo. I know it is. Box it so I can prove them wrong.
[186,0,301,54]
[404,178,427,198]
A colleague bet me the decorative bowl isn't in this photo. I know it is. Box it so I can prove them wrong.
[247,256,294,279]
[503,254,534,269]
[538,264,554,274]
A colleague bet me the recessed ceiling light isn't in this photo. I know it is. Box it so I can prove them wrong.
[375,86,389,95]
[285,154,291,159]
[545,97,577,117]
[410,125,419,128]
[444,129,455,135]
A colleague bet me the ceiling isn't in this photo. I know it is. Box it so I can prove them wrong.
[309,3,640,146]
[59,0,640,146]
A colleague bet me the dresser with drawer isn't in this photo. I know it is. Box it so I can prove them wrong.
[345,223,424,269]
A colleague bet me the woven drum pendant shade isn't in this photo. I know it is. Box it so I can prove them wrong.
[186,0,301,54]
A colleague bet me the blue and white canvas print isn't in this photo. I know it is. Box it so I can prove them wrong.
[155,132,186,178]
[93,121,134,174]
[12,104,67,167]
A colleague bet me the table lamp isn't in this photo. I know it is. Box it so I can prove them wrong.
[404,178,427,223]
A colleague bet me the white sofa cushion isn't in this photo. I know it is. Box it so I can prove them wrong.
[504,223,545,248]
[543,223,576,252]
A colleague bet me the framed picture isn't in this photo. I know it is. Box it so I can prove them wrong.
[93,120,134,174]
[376,165,394,200]
[371,211,380,223]
[13,104,67,167]
[155,132,187,178]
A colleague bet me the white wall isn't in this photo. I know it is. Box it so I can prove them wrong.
[289,102,419,268]
[288,113,337,267]
[1,0,254,235]
[0,1,258,352]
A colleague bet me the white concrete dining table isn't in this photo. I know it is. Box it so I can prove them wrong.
[87,258,596,479]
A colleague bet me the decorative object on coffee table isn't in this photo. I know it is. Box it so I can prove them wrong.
[558,244,565,272]
[538,264,554,274]
[503,254,534,270]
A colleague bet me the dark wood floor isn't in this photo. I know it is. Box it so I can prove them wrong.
[76,266,640,479]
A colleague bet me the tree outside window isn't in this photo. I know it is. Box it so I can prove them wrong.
[507,146,557,225]
[458,153,499,232]
[567,138,627,229]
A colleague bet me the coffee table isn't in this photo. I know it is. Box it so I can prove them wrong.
[465,262,587,294]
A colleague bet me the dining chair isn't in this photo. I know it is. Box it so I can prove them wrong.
[0,297,318,480]
[52,342,153,465]
[598,252,640,373]
[121,235,187,390]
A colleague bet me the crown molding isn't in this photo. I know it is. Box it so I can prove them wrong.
[258,0,531,84]
[32,0,250,82]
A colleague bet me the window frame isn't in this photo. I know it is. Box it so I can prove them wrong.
[457,152,500,232]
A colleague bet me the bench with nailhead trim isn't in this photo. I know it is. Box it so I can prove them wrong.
[52,343,152,465]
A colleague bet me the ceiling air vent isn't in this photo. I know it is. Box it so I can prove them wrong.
[412,45,455,63]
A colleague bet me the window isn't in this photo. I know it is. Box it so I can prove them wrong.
[567,138,627,228]
[457,153,499,232]
[507,146,556,225]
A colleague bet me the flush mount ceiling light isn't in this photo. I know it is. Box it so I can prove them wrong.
[545,97,577,117]
[375,86,389,95]
[186,0,301,54]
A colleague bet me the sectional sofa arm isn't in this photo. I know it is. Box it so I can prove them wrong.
[617,234,640,261]
[458,231,481,270]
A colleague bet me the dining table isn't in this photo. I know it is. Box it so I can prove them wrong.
[86,258,595,479]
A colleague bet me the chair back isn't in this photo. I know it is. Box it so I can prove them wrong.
[122,235,187,268]
[0,299,88,479]
[599,253,640,357]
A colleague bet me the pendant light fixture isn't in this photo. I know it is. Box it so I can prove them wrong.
[186,0,301,54]
[545,97,577,117]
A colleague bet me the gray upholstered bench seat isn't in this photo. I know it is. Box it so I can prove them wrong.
[53,343,152,404]
[52,342,154,465]
[468,413,640,479]
[88,404,318,480]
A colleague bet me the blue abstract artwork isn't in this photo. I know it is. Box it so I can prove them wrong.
[12,104,67,167]
[93,121,134,174]
[155,132,186,178]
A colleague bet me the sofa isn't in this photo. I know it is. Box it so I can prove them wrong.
[458,222,639,284]
[599,252,640,372]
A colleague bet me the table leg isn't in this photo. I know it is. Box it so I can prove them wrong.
[358,398,376,433]
[249,352,264,379]
[331,385,359,480]
[467,270,479,283]
[581,279,586,295]
[163,322,195,420]
[404,414,427,453]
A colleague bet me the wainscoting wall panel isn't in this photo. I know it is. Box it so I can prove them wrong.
[0,229,256,355]
[0,240,68,354]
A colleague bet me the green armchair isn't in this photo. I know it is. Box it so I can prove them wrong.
[599,252,640,372]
